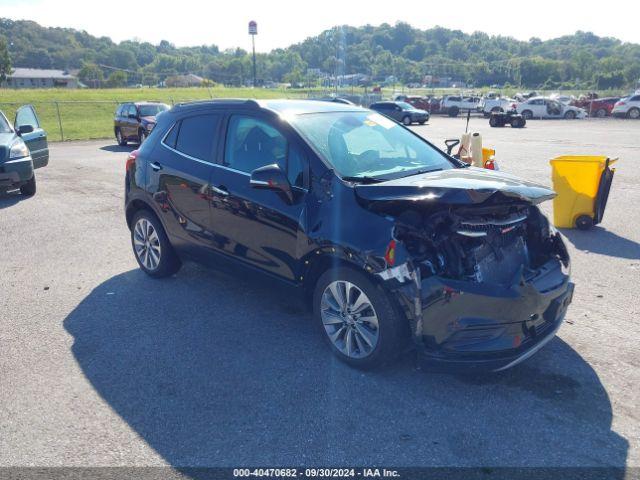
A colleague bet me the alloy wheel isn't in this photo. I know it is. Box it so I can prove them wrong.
[321,280,379,358]
[629,108,640,119]
[133,217,162,271]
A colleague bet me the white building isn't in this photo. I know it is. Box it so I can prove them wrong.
[4,68,79,89]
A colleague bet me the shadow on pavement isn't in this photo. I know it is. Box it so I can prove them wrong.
[561,227,640,260]
[63,264,628,474]
[99,144,137,153]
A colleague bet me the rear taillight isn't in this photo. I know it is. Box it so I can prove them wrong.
[126,149,139,171]
[616,101,625,106]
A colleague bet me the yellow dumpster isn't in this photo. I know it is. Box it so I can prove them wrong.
[549,155,617,230]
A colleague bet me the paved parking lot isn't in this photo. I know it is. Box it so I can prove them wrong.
[1,116,639,473]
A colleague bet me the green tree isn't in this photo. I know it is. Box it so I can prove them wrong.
[0,36,11,83]
[78,63,104,88]
[106,70,127,88]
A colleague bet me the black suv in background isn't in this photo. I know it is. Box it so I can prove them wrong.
[124,99,572,371]
[114,102,169,146]
[369,101,429,125]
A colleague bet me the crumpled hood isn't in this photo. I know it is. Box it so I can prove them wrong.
[354,167,556,206]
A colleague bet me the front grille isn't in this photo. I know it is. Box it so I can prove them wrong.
[457,213,528,237]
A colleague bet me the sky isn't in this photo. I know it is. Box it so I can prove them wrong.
[1,0,639,51]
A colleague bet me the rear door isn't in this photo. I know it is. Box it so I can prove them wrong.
[149,113,221,258]
[15,105,49,169]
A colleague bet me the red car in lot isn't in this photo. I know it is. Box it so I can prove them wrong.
[585,97,620,117]
[395,95,441,113]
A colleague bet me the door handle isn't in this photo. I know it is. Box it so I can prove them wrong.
[150,161,162,171]
[211,185,229,196]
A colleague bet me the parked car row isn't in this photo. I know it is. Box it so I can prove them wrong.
[391,91,640,120]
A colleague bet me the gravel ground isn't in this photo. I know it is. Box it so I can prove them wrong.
[0,116,638,474]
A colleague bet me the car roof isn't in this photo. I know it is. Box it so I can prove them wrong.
[172,98,365,116]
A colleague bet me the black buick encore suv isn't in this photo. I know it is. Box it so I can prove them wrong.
[124,99,573,370]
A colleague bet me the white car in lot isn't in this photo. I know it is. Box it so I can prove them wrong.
[440,95,481,116]
[516,97,587,120]
[612,94,640,119]
[480,96,516,115]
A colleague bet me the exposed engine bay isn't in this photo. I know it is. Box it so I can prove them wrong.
[391,203,568,286]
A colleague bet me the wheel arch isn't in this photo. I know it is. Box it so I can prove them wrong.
[126,197,158,229]
[300,248,387,306]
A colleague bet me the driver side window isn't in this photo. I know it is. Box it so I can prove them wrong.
[224,116,306,188]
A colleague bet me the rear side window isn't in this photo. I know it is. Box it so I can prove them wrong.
[162,114,221,162]
[175,114,221,161]
[163,122,180,149]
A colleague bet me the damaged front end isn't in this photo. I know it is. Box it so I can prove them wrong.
[358,172,573,371]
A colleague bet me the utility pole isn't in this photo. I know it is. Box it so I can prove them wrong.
[249,20,258,87]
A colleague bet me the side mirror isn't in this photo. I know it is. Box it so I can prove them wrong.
[17,124,34,135]
[249,164,292,203]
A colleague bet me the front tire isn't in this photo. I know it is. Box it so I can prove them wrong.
[402,116,412,126]
[448,106,459,117]
[628,108,640,119]
[20,175,36,196]
[564,110,576,120]
[138,129,147,144]
[521,110,533,120]
[313,267,407,368]
[595,108,607,118]
[131,210,181,278]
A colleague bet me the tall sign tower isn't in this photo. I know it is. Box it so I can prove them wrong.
[248,20,258,87]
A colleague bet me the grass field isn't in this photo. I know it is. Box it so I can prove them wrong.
[0,86,314,142]
[0,85,629,142]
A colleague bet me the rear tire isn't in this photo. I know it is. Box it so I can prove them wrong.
[116,128,127,146]
[489,116,501,127]
[138,129,147,144]
[595,108,607,118]
[313,266,408,369]
[521,110,533,120]
[131,210,181,278]
[20,175,36,196]
[448,106,459,117]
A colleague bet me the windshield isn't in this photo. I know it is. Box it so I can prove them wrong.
[289,111,454,180]
[396,102,415,110]
[0,112,12,133]
[138,104,169,117]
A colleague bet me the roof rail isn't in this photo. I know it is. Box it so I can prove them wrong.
[174,98,260,109]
